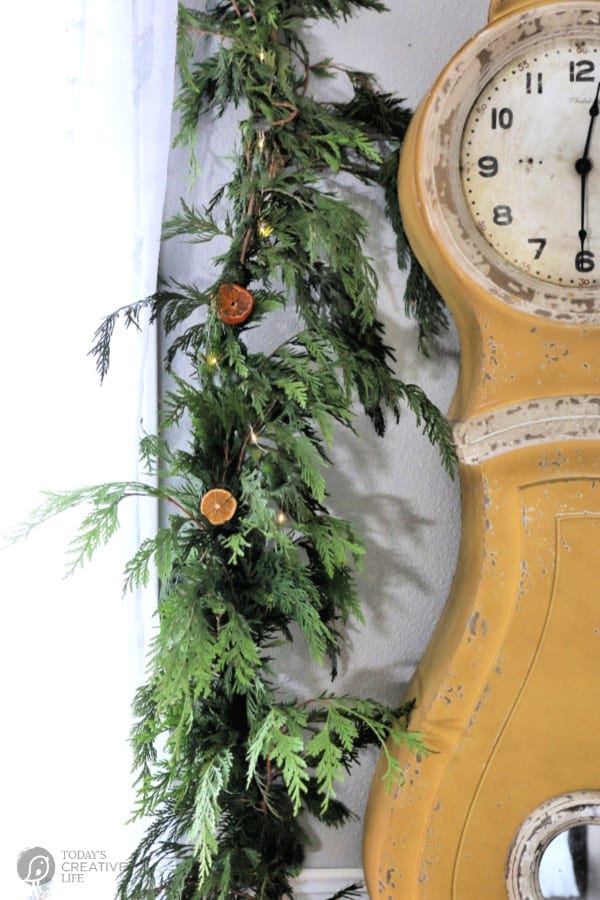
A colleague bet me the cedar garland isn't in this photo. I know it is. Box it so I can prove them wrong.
[17,2,455,897]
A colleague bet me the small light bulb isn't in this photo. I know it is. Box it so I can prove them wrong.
[249,428,259,444]
[258,220,274,238]
[206,352,219,368]
[275,510,288,526]
[259,48,266,63]
[257,131,266,152]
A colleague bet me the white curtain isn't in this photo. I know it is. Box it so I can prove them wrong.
[0,1,177,896]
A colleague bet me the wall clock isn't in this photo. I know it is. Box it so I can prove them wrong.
[364,1,600,897]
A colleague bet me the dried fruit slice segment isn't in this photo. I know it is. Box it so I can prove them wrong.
[200,488,237,525]
[216,283,255,325]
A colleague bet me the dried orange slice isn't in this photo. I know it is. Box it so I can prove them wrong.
[216,283,255,325]
[200,488,237,525]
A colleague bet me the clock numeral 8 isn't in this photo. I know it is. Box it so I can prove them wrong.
[493,205,513,226]
[575,250,595,273]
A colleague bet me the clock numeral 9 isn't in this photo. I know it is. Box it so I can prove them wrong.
[570,60,595,82]
[493,205,513,226]
[491,107,513,130]
[478,155,499,177]
[575,250,595,272]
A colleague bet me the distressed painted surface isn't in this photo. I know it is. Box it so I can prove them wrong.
[453,394,600,464]
[363,1,600,896]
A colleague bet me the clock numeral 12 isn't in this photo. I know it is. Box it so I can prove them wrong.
[570,60,596,82]
[526,72,543,94]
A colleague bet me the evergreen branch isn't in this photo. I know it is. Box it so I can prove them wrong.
[10,481,206,574]
[163,199,231,243]
[89,296,155,382]
[27,2,458,895]
[326,882,365,900]
[283,1,388,21]
[190,750,234,884]
[396,383,457,475]
[247,706,309,814]
[405,249,449,355]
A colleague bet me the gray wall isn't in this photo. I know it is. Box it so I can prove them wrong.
[161,0,488,870]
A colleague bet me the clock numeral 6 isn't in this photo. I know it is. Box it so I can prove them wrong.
[575,250,595,272]
[491,107,513,130]
[478,156,499,177]
[493,205,513,226]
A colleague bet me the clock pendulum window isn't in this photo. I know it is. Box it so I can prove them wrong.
[363,2,600,899]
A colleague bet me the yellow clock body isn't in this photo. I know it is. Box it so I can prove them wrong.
[363,2,600,898]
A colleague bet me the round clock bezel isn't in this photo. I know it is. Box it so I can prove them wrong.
[417,1,600,321]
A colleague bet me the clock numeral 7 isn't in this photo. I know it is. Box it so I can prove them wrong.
[576,250,595,273]
[570,60,595,82]
[528,238,546,259]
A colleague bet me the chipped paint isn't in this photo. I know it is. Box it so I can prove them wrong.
[453,395,600,464]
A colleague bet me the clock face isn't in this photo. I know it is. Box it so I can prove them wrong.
[460,34,600,288]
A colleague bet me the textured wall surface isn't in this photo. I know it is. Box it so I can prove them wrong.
[161,0,487,870]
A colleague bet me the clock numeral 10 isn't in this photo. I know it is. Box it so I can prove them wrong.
[526,72,543,94]
[491,107,513,130]
[570,60,596,82]
[576,250,595,272]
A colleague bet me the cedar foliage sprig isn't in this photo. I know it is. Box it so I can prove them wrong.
[17,2,453,897]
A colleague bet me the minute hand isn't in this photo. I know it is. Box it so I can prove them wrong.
[575,81,600,254]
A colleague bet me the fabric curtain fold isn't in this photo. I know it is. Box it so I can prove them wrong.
[0,2,177,896]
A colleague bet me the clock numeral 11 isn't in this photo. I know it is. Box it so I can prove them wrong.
[526,72,543,94]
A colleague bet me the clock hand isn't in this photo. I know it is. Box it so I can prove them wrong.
[575,81,600,256]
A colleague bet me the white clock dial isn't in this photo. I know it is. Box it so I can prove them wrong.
[461,36,600,287]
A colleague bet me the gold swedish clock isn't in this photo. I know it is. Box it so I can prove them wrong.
[364,2,600,898]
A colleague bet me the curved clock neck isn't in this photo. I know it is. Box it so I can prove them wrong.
[488,0,565,21]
